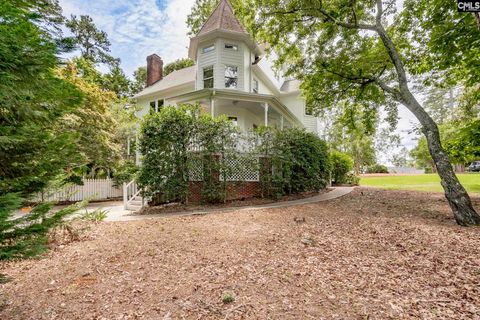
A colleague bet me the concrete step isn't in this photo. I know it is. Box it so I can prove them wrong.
[129,200,143,206]
[126,204,142,211]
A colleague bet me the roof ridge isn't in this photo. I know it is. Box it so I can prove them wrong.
[196,0,247,36]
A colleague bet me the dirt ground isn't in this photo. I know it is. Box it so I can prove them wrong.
[1,187,480,319]
[141,190,328,215]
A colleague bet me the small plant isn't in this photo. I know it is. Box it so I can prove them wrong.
[82,209,108,222]
[222,292,235,304]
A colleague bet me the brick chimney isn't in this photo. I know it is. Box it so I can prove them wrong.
[146,54,163,86]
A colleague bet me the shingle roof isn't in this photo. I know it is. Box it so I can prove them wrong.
[197,0,247,36]
[133,66,195,99]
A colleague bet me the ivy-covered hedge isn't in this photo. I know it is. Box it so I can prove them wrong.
[137,105,331,204]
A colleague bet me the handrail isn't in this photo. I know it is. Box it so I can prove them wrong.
[123,180,143,210]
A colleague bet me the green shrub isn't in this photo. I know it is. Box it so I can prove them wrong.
[0,194,86,260]
[345,172,360,185]
[137,107,330,204]
[366,164,389,174]
[330,151,354,184]
[112,161,139,187]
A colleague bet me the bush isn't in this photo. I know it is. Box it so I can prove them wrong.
[253,127,329,198]
[366,164,389,174]
[344,172,360,185]
[112,161,139,187]
[137,106,330,204]
[330,151,354,184]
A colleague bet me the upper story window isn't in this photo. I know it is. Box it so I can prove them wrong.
[253,79,259,93]
[202,44,215,54]
[225,66,238,89]
[225,43,238,51]
[227,116,238,126]
[203,66,214,88]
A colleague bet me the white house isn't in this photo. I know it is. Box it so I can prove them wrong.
[132,0,320,139]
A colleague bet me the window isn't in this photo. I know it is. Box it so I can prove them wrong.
[225,66,238,89]
[149,99,164,112]
[203,66,214,88]
[202,44,215,53]
[225,43,238,51]
[228,116,238,126]
[157,99,164,110]
[253,79,259,93]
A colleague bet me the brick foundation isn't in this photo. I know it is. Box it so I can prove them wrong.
[187,181,260,204]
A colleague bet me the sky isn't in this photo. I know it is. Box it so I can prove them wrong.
[59,0,195,77]
[58,0,420,162]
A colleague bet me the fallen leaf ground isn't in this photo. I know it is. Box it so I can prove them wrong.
[1,188,480,319]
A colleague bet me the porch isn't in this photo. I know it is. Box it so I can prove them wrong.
[166,89,300,133]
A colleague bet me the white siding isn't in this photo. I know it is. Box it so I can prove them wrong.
[303,115,318,134]
[254,76,274,95]
[279,94,304,122]
[196,39,219,89]
[196,38,250,92]
[219,38,245,91]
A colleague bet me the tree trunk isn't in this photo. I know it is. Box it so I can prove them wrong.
[373,19,480,226]
[400,92,480,226]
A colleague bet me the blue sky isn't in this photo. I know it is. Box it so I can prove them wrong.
[59,0,195,77]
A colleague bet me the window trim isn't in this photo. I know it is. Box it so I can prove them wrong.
[224,65,238,89]
[224,43,238,51]
[227,116,238,126]
[203,65,214,89]
[202,44,215,54]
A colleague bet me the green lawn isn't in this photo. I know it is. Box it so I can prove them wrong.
[360,174,480,194]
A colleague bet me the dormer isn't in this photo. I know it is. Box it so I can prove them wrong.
[188,0,262,92]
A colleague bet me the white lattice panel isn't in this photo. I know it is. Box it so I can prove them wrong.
[223,157,259,182]
[189,157,203,181]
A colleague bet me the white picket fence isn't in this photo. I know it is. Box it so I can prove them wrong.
[36,179,123,202]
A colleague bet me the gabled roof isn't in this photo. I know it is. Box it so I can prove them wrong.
[197,0,247,36]
[133,66,195,99]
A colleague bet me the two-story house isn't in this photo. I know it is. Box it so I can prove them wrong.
[132,0,320,139]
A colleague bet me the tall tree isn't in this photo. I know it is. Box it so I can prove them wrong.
[164,58,195,76]
[102,62,132,98]
[242,0,480,225]
[59,59,122,177]
[0,0,85,258]
[186,0,221,35]
[66,14,118,66]
[130,66,147,94]
[0,0,83,195]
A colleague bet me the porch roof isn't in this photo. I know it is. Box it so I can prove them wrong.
[167,89,303,127]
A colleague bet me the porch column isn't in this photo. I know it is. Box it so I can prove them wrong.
[210,98,216,117]
[264,103,269,127]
